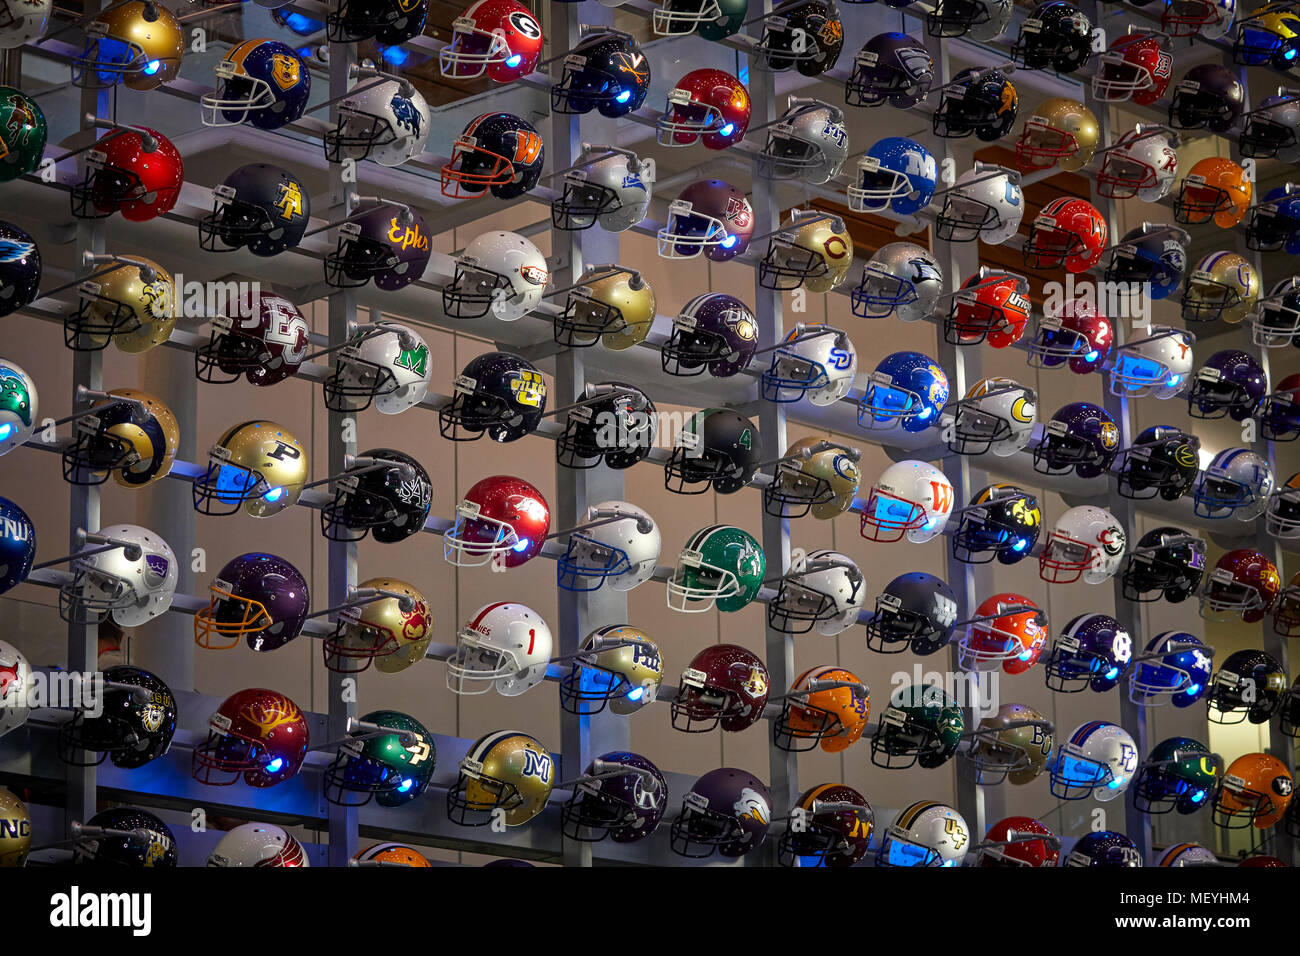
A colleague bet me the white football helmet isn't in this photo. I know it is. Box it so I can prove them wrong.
[0,639,31,739]
[1107,326,1196,399]
[1195,448,1275,521]
[552,149,655,232]
[1158,843,1219,867]
[1096,125,1181,202]
[757,99,848,185]
[1253,276,1300,347]
[447,602,554,697]
[852,242,943,322]
[768,548,867,636]
[760,324,857,406]
[58,524,178,627]
[1039,505,1127,585]
[1049,721,1139,802]
[0,359,36,457]
[947,376,1037,457]
[443,230,549,323]
[877,800,970,867]
[860,460,955,544]
[935,162,1024,244]
[556,501,660,592]
[207,823,309,867]
[0,0,49,48]
[327,79,430,167]
[324,323,431,414]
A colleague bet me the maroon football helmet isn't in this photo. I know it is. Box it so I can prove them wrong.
[195,292,311,387]
[671,643,770,733]
[657,179,754,262]
[191,688,310,788]
[657,68,751,150]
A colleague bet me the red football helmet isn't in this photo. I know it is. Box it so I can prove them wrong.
[657,68,751,150]
[978,816,1060,867]
[70,127,184,222]
[438,0,544,82]
[1028,298,1113,373]
[195,292,310,387]
[945,267,1031,347]
[958,592,1048,674]
[1023,197,1107,273]
[657,179,755,262]
[443,475,550,569]
[1200,548,1281,624]
[671,643,770,733]
[1239,855,1288,867]
[1092,28,1174,105]
[192,688,310,788]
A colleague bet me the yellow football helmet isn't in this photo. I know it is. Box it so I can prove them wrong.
[759,209,854,293]
[1234,3,1300,72]
[1181,251,1261,325]
[447,730,555,828]
[76,1,186,92]
[0,786,30,866]
[192,420,308,517]
[764,436,862,519]
[62,387,179,488]
[1015,97,1099,172]
[324,577,433,674]
[71,258,174,353]
[559,624,663,715]
[556,266,656,350]
[353,842,431,867]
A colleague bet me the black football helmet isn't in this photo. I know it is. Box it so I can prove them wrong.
[197,163,310,257]
[556,382,657,470]
[1168,64,1246,134]
[440,112,545,200]
[932,67,1018,140]
[1121,527,1206,603]
[74,807,178,867]
[664,407,761,495]
[864,572,959,655]
[1208,649,1288,724]
[0,220,41,318]
[950,483,1042,566]
[326,0,428,43]
[438,351,547,443]
[551,30,651,117]
[755,0,845,76]
[57,666,177,769]
[1011,1,1093,73]
[1114,425,1200,500]
[321,447,431,543]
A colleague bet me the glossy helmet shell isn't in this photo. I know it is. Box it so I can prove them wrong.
[1168,63,1245,132]
[932,67,1017,140]
[1093,28,1174,105]
[657,68,751,150]
[845,32,933,109]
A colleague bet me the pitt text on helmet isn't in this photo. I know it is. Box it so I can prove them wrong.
[1042,273,1151,330]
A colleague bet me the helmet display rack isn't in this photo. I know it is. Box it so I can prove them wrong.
[0,0,1296,867]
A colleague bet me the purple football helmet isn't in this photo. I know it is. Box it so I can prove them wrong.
[670,767,771,859]
[661,292,759,378]
[1186,349,1268,422]
[561,751,669,844]
[845,32,934,109]
[1044,612,1134,693]
[193,552,311,652]
[1032,401,1120,478]
[323,201,431,290]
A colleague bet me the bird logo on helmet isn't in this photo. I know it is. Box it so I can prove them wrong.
[0,358,35,456]
[852,242,943,321]
[670,767,771,859]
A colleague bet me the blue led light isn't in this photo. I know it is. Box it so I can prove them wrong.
[397,777,413,793]
[1187,682,1200,696]
[266,757,284,773]
[144,59,160,75]
[282,12,323,34]
[1011,538,1028,552]
[264,487,284,502]
[1168,374,1181,386]
[1104,666,1119,680]
[513,537,531,552]
[721,235,737,248]
[1084,349,1099,362]
[381,45,410,67]
[917,407,933,420]
[627,686,644,701]
[1192,790,1206,803]
[506,54,522,67]
[616,90,631,103]
[720,122,734,136]
[0,424,11,440]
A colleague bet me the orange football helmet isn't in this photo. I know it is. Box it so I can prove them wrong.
[1214,752,1293,829]
[958,592,1048,674]
[1174,156,1252,228]
[773,665,869,754]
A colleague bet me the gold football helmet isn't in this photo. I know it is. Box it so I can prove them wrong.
[62,387,179,488]
[192,420,308,517]
[447,730,555,828]
[963,702,1054,785]
[76,0,186,92]
[764,436,862,519]
[324,577,433,674]
[0,786,30,866]
[70,258,174,353]
[555,265,656,350]
[759,210,854,294]
[559,624,663,716]
[1181,251,1260,325]
[1015,97,1099,172]
[353,842,431,867]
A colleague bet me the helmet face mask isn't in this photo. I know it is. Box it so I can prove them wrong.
[852,242,943,322]
[932,67,1018,139]
[756,102,848,183]
[845,32,934,109]
[864,573,958,657]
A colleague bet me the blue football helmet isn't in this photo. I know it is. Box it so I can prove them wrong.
[1246,183,1300,253]
[857,351,948,433]
[0,495,34,595]
[1102,223,1189,300]
[200,39,311,131]
[1128,631,1214,707]
[847,137,936,216]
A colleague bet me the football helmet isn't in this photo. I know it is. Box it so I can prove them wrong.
[323,202,430,291]
[192,688,309,788]
[1163,0,1236,36]
[446,731,555,828]
[195,294,309,389]
[664,408,760,495]
[324,710,434,808]
[1038,505,1127,585]
[556,501,660,593]
[322,577,431,674]
[934,163,1024,244]
[74,807,177,868]
[0,359,34,456]
[949,484,1041,564]
[1103,222,1189,299]
[561,752,668,844]
[670,768,770,859]
[774,666,869,753]
[1200,552,1281,624]
[847,136,936,216]
[194,553,310,652]
[1241,87,1300,161]
[1194,449,1274,521]
[657,179,754,261]
[1128,632,1213,707]
[1065,832,1142,867]
[931,67,1018,140]
[958,592,1047,673]
[1233,1,1300,64]
[759,212,853,293]
[755,0,844,75]
[1120,527,1205,600]
[1096,125,1181,201]
[1238,856,1288,867]
[778,784,873,868]
[851,242,942,322]
[1214,753,1293,829]
[57,665,175,769]
[440,112,543,199]
[760,323,856,403]
[60,388,178,488]
[192,420,307,518]
[1011,2,1093,72]
[767,548,865,636]
[1174,157,1252,228]
[324,78,428,167]
[1023,197,1107,273]
[442,230,549,322]
[976,816,1059,867]
[326,0,427,42]
[555,382,656,470]
[1043,613,1134,693]
[926,0,1012,39]
[439,0,542,81]
[961,704,1053,785]
[354,844,430,867]
[443,474,549,568]
[320,448,431,543]
[857,350,948,433]
[1169,63,1245,132]
[0,89,43,183]
[764,437,861,520]
[1208,649,1287,722]
[551,30,650,117]
[1133,737,1222,815]
[0,222,40,319]
[876,801,969,867]
[652,0,747,37]
[1181,252,1259,324]
[870,683,964,770]
[556,267,655,347]
[845,32,933,109]
[198,164,309,258]
[1015,98,1098,173]
[68,258,174,353]
[1049,720,1138,801]
[447,602,553,697]
[323,324,430,414]
[0,0,48,49]
[864,572,959,657]
[552,148,654,232]
[208,824,308,867]
[438,352,547,443]
[662,294,758,377]
[0,639,28,740]
[72,1,184,90]
[666,526,765,613]
[1267,470,1300,536]
[657,68,750,149]
[671,644,769,732]
[201,39,309,130]
[0,497,33,596]
[0,787,29,866]
[559,625,662,716]
[1027,298,1112,374]
[756,99,848,184]
[1093,28,1174,104]
[1246,184,1300,253]
[1108,328,1194,400]
[945,269,1030,348]
[859,459,954,544]
[70,128,183,222]
[58,524,177,627]
[1033,402,1120,478]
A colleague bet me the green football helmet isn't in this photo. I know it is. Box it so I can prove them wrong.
[667,525,765,613]
[0,87,45,183]
[871,683,964,770]
[1132,735,1222,815]
[324,709,436,808]
[653,0,749,39]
